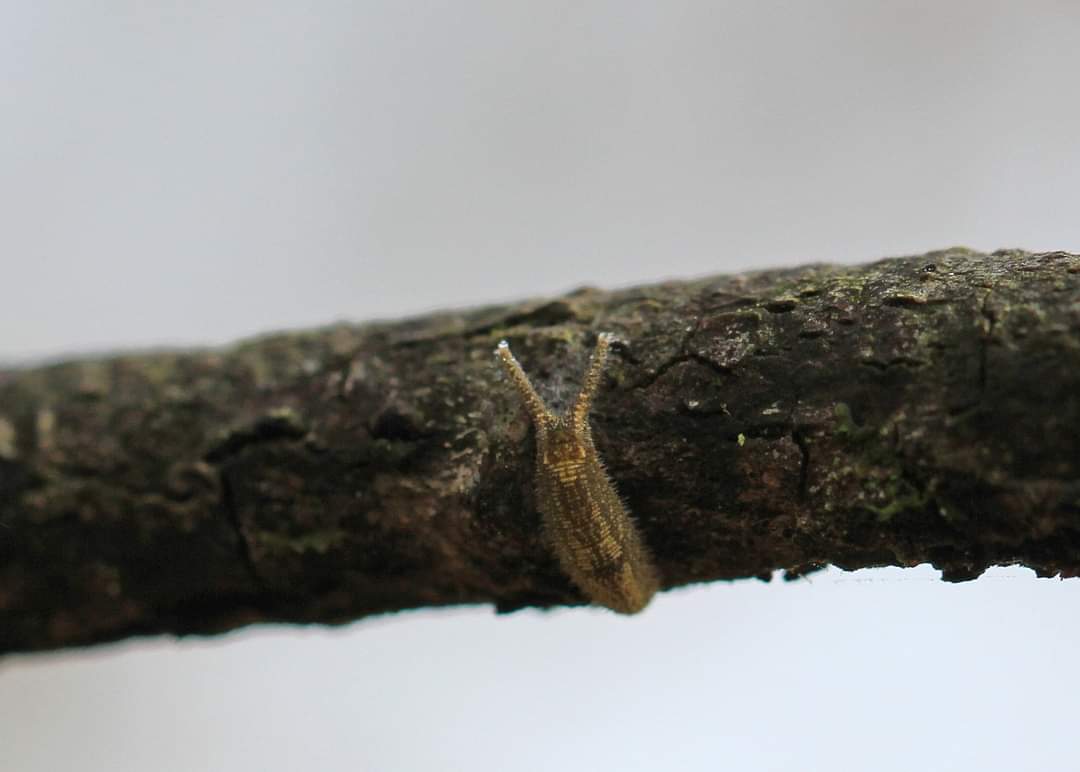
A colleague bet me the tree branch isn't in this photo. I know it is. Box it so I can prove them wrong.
[2,248,1079,654]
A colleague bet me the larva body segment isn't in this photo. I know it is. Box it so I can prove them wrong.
[534,428,659,613]
[496,334,660,614]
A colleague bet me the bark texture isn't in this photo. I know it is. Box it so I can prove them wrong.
[2,248,1079,654]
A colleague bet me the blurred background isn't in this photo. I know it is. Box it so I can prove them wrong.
[2,2,1079,770]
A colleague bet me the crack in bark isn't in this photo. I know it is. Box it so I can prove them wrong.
[792,428,811,502]
[859,356,928,372]
[204,413,308,463]
[631,352,734,392]
[218,468,265,591]
[978,288,997,397]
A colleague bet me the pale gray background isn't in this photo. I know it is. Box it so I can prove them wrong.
[1,3,1079,770]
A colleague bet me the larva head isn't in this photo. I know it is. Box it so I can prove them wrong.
[539,420,590,468]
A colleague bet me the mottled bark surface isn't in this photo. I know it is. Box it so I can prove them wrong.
[2,248,1079,654]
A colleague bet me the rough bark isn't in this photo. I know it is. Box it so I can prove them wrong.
[2,247,1079,654]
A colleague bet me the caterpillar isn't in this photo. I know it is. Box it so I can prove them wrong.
[495,333,660,614]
